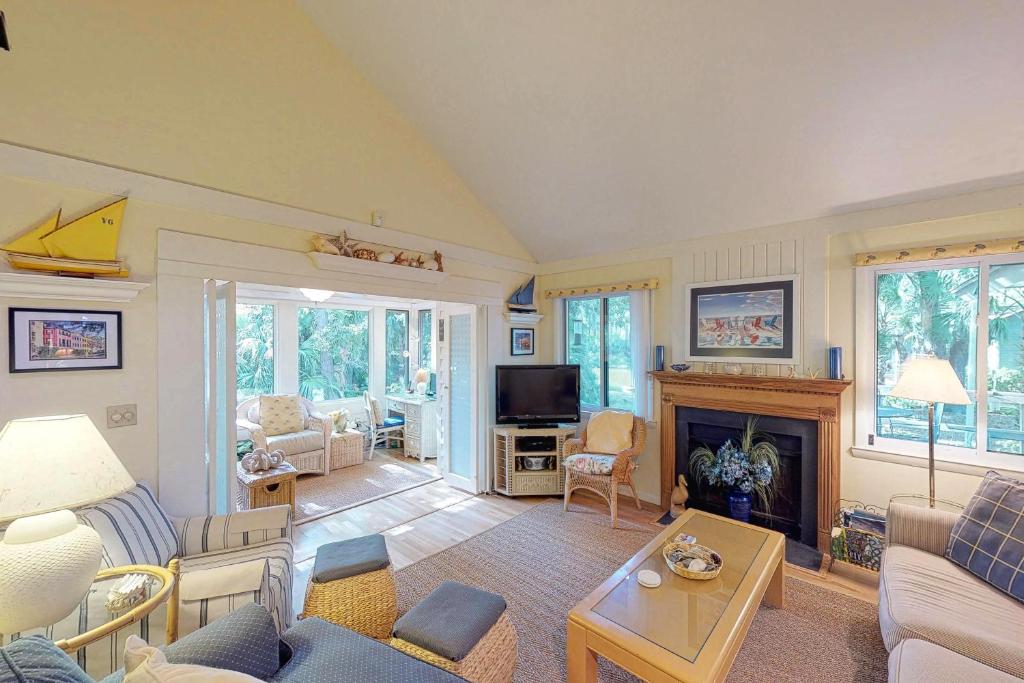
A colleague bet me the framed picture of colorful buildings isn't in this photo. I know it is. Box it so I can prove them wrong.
[8,307,122,373]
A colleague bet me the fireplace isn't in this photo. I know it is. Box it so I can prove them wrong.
[652,371,852,555]
[676,408,818,548]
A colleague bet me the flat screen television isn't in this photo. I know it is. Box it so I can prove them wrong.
[496,364,580,426]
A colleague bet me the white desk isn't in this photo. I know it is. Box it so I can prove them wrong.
[385,394,438,461]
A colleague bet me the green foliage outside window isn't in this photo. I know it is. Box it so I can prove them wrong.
[566,295,634,410]
[236,303,274,401]
[386,309,410,393]
[418,309,433,370]
[298,307,369,400]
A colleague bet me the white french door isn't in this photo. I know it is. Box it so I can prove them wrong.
[436,303,480,492]
[204,280,237,514]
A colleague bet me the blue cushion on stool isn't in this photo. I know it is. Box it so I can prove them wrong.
[312,534,391,583]
[393,581,506,661]
[382,416,404,428]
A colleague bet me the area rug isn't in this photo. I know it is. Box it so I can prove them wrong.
[396,501,887,683]
[294,451,439,524]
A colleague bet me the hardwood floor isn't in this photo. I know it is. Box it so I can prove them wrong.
[290,482,877,614]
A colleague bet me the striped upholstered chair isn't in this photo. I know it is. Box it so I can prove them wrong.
[0,483,293,680]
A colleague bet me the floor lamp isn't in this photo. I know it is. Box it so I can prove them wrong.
[888,356,970,508]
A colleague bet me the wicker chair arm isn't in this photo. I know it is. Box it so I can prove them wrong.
[563,437,585,459]
[305,413,331,440]
[237,418,267,450]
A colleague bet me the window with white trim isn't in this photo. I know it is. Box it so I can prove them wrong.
[560,291,651,416]
[856,255,1024,469]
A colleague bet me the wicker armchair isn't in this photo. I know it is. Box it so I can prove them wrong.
[562,413,647,528]
[237,395,331,475]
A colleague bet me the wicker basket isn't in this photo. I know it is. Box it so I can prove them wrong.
[302,565,397,639]
[662,542,723,580]
[330,430,364,470]
[236,461,297,512]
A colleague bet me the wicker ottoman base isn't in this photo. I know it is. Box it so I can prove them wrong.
[389,612,517,683]
[302,565,397,639]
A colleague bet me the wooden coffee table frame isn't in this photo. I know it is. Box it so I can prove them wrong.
[567,509,785,683]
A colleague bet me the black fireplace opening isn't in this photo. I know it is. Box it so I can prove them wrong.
[676,407,818,550]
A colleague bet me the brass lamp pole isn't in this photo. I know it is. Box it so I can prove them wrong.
[889,356,970,508]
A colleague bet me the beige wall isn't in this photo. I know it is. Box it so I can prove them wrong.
[0,0,530,261]
[830,207,1024,508]
[537,223,829,504]
[538,185,1024,509]
[0,0,539,506]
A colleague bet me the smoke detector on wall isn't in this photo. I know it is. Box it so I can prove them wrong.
[371,210,385,227]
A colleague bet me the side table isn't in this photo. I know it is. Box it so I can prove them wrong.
[56,563,178,653]
[330,429,365,470]
[236,461,298,512]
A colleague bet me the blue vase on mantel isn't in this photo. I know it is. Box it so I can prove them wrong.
[727,488,752,523]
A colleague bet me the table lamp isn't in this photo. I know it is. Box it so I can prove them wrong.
[414,367,431,395]
[0,415,135,633]
[889,356,970,507]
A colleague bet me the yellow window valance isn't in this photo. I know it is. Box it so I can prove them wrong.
[856,237,1024,267]
[543,278,659,299]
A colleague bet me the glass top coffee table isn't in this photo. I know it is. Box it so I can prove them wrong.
[567,509,786,683]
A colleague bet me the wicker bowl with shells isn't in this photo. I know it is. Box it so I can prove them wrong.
[662,542,723,580]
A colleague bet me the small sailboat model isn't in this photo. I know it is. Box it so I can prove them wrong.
[507,276,537,313]
[2,199,129,277]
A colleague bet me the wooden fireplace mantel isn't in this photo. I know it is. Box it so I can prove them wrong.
[651,371,853,553]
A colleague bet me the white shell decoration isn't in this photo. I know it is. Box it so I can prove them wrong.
[424,260,439,271]
[686,558,708,572]
[377,251,396,263]
[311,235,340,256]
[241,448,286,473]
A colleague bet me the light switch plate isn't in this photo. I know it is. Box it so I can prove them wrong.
[107,404,138,428]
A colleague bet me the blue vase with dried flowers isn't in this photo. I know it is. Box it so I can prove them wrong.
[689,417,779,524]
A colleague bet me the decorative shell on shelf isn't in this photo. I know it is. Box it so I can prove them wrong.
[311,235,340,256]
[353,247,377,261]
[377,251,396,264]
[241,448,286,473]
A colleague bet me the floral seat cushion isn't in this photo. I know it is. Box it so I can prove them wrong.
[565,453,617,476]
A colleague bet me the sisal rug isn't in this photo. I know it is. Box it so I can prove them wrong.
[294,451,439,524]
[396,501,887,683]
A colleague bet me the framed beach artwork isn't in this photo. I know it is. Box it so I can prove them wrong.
[684,275,799,364]
[8,307,123,373]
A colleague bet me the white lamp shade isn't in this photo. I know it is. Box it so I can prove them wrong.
[0,414,135,523]
[889,356,971,405]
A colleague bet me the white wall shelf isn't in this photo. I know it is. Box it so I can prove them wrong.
[0,272,150,302]
[308,251,448,284]
[503,311,543,325]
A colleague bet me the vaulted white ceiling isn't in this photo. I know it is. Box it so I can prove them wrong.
[300,1,1024,261]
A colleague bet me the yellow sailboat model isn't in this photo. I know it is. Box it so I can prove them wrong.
[2,198,129,277]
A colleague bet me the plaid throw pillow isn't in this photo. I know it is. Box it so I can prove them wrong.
[945,471,1024,603]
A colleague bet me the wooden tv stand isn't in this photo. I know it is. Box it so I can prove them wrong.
[493,426,576,497]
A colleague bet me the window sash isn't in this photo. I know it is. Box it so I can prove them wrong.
[855,252,1024,470]
[561,291,650,416]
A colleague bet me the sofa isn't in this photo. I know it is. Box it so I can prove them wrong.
[0,483,294,681]
[237,395,331,475]
[0,604,464,683]
[879,502,1024,680]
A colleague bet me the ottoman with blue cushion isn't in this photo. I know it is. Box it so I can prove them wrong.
[389,581,517,683]
[302,534,397,639]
